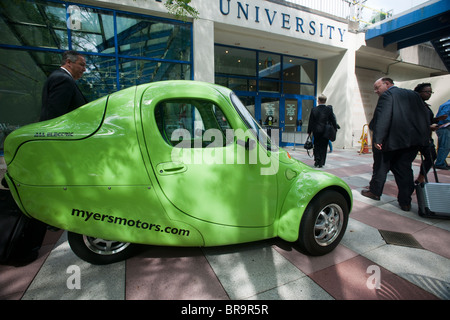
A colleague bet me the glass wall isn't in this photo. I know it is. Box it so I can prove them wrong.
[283,56,316,95]
[215,44,316,97]
[0,0,192,151]
[215,44,317,141]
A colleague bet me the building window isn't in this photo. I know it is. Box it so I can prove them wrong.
[214,44,316,96]
[0,0,192,151]
[214,44,317,139]
[214,46,256,78]
[283,56,316,95]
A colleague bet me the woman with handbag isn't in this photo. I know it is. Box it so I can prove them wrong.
[307,94,338,168]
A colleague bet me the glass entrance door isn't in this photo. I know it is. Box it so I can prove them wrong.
[235,92,315,147]
[284,98,299,133]
[300,98,315,134]
[280,96,315,147]
[258,94,280,144]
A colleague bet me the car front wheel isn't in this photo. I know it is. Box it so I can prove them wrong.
[67,232,138,265]
[297,190,349,256]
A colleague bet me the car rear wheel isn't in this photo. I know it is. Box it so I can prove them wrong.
[67,232,138,265]
[297,190,349,256]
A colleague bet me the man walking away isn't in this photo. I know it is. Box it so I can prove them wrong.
[362,78,430,211]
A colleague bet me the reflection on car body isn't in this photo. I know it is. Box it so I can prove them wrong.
[4,80,352,264]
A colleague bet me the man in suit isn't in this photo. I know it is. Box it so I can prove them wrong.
[40,50,88,121]
[307,94,338,168]
[362,77,430,211]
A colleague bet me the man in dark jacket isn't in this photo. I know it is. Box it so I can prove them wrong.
[307,94,338,168]
[40,50,88,121]
[362,77,430,211]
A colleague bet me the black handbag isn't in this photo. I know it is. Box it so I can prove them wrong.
[324,123,336,141]
[324,105,337,141]
[304,135,313,157]
[304,135,313,150]
[304,140,313,150]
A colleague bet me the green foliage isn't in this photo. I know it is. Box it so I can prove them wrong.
[133,0,199,20]
[370,11,387,24]
[165,0,199,20]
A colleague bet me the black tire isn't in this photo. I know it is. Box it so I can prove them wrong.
[297,190,349,256]
[67,232,138,265]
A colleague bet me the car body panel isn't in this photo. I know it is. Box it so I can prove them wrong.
[4,95,108,165]
[140,81,278,228]
[4,80,352,248]
[277,170,352,242]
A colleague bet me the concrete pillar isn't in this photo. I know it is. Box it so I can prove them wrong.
[193,18,214,83]
[318,48,356,149]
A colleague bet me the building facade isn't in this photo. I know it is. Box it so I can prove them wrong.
[1,0,448,151]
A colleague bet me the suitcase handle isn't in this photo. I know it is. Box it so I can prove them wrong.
[420,151,439,184]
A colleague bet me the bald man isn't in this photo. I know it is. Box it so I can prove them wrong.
[362,77,430,211]
[40,50,88,121]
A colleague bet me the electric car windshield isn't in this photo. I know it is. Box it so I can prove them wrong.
[230,92,278,151]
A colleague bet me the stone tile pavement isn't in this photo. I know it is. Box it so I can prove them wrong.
[1,148,449,302]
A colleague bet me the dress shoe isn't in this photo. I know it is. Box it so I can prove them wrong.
[435,165,449,170]
[361,189,380,200]
[314,163,323,168]
[400,204,411,211]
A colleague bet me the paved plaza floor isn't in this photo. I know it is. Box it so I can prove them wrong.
[1,148,449,302]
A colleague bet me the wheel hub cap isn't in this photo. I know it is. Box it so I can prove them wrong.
[83,236,131,255]
[314,203,344,246]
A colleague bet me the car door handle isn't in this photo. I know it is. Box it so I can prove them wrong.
[156,162,187,175]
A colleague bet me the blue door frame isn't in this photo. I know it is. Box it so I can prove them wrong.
[235,91,315,147]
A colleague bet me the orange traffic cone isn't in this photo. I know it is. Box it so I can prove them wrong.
[361,133,370,154]
[359,124,371,154]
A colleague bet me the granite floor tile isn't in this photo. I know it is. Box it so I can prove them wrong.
[126,246,228,300]
[309,255,439,300]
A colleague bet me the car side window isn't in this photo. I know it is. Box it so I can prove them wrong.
[155,99,232,148]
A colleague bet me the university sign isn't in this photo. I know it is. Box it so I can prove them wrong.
[217,0,347,44]
[154,0,348,45]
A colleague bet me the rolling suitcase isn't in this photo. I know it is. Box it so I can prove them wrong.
[416,154,450,219]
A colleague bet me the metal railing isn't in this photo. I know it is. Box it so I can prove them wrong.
[281,0,354,19]
[278,0,392,28]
